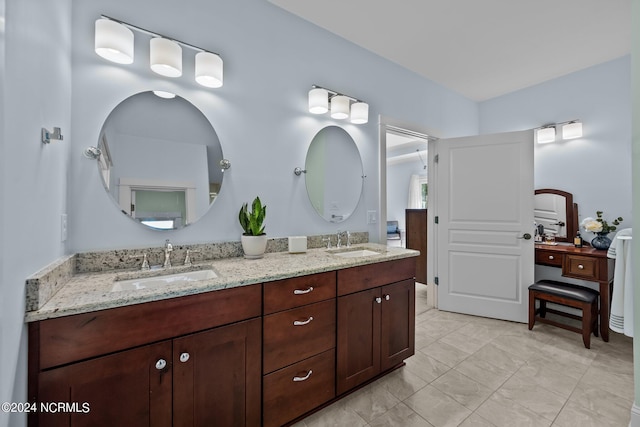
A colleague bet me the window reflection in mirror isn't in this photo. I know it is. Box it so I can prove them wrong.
[97,92,224,230]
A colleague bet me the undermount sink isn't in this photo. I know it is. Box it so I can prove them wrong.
[331,249,381,258]
[111,269,218,292]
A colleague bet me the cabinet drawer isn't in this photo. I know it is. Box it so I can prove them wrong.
[263,299,336,373]
[563,255,598,279]
[337,257,416,296]
[264,271,336,314]
[535,249,563,267]
[263,349,335,427]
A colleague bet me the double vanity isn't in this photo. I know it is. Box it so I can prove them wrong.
[26,242,418,426]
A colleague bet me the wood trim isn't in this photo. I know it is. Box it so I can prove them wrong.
[337,257,416,296]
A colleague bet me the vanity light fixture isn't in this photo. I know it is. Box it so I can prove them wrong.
[562,120,583,140]
[152,90,176,99]
[95,16,224,88]
[535,125,556,144]
[308,85,369,125]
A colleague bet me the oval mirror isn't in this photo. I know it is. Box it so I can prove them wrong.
[305,126,363,222]
[96,92,224,230]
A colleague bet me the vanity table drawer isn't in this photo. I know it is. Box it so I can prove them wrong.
[535,249,563,267]
[263,299,336,373]
[264,271,336,314]
[564,255,598,279]
[263,349,335,427]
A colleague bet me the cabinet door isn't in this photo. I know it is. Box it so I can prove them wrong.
[173,318,261,427]
[336,288,381,395]
[37,341,172,427]
[381,279,415,371]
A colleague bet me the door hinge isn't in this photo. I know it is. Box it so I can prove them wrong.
[434,216,439,224]
[434,276,439,286]
[434,154,439,163]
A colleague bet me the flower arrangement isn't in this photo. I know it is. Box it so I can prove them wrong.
[581,211,623,235]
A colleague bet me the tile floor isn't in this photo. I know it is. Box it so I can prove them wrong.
[293,283,635,427]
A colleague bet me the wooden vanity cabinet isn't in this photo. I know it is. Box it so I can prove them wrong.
[29,285,262,427]
[262,272,337,427]
[336,258,416,395]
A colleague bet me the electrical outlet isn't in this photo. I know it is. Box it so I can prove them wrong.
[61,214,68,242]
[367,210,377,224]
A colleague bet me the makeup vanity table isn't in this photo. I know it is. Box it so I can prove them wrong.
[534,243,614,341]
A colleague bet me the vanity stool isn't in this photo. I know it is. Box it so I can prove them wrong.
[528,280,599,348]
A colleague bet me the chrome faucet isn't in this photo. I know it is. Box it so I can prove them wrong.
[336,230,342,248]
[346,231,352,247]
[163,239,173,268]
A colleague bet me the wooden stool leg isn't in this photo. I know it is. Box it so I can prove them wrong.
[528,292,536,330]
[539,300,547,318]
[592,301,599,338]
[582,302,591,349]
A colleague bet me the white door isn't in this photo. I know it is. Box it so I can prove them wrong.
[433,130,534,323]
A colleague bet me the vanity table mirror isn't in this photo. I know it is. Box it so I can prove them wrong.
[97,91,224,230]
[534,188,578,242]
[304,126,363,223]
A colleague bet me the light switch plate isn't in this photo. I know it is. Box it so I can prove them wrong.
[367,210,377,224]
[61,214,68,242]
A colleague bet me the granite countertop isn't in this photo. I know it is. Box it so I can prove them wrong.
[25,243,419,322]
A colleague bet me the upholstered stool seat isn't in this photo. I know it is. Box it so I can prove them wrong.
[528,280,599,348]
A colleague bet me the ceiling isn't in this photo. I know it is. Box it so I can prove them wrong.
[268,0,632,102]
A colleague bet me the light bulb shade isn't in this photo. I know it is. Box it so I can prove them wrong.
[308,88,328,114]
[95,19,134,64]
[562,121,582,139]
[150,38,182,77]
[331,95,350,120]
[536,126,556,144]
[350,102,369,124]
[195,52,223,88]
[153,90,176,99]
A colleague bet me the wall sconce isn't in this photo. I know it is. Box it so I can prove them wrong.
[308,85,369,124]
[95,16,223,88]
[535,120,583,144]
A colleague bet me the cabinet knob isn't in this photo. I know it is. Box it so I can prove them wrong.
[293,317,314,326]
[179,352,190,363]
[293,370,313,382]
[293,287,314,295]
[548,255,554,260]
[578,264,584,270]
[375,297,382,304]
[384,294,390,301]
[155,359,167,370]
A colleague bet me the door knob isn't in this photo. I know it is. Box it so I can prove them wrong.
[518,233,532,240]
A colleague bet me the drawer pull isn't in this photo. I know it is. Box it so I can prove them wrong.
[384,294,390,301]
[375,297,382,304]
[179,352,190,363]
[548,255,554,260]
[155,359,167,370]
[293,317,314,326]
[293,287,314,295]
[293,370,313,382]
[578,264,584,270]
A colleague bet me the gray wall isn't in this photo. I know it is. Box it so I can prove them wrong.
[0,1,72,427]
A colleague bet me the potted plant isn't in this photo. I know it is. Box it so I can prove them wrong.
[580,211,623,250]
[239,196,267,259]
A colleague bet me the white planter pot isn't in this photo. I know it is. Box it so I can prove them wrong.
[241,234,268,259]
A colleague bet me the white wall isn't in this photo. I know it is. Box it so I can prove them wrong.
[387,160,427,232]
[480,56,633,237]
[68,0,478,252]
[0,1,72,427]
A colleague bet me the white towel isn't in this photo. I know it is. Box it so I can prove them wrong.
[608,228,633,337]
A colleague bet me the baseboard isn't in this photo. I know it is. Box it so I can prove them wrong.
[629,403,640,427]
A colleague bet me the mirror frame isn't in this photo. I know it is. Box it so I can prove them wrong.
[534,188,578,242]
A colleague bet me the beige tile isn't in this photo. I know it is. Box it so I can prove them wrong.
[292,399,368,427]
[515,359,580,398]
[404,350,451,383]
[415,324,438,350]
[470,343,526,374]
[431,369,493,410]
[527,345,591,381]
[368,403,435,427]
[404,385,473,427]
[438,330,487,354]
[553,399,628,427]
[456,322,506,342]
[458,413,496,427]
[590,351,634,376]
[490,333,545,362]
[420,340,471,368]
[496,373,566,421]
[454,356,513,391]
[569,382,633,425]
[579,365,634,401]
[417,317,469,339]
[342,381,401,423]
[375,367,428,401]
[474,393,551,427]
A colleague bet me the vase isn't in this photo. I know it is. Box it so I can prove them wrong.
[590,233,611,250]
[241,234,268,259]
